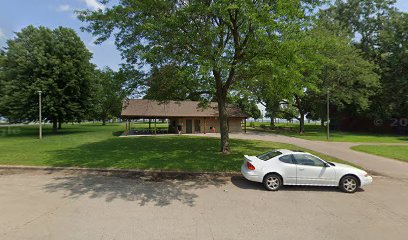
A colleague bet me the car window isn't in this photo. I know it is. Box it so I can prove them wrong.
[257,151,282,161]
[279,155,294,164]
[293,154,325,167]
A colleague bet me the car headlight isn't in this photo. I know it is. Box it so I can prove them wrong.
[363,173,369,177]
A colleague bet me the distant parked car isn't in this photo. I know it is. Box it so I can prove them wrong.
[241,149,373,193]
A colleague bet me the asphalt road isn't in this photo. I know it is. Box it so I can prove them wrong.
[1,169,407,240]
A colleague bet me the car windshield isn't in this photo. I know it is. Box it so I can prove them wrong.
[256,151,282,161]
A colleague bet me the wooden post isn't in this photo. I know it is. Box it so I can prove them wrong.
[204,118,206,134]
[244,118,247,133]
[154,119,157,135]
[125,119,128,136]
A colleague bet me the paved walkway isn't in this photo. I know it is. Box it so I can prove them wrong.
[194,132,408,180]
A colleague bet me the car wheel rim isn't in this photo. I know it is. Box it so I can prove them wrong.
[266,177,280,189]
[343,178,357,192]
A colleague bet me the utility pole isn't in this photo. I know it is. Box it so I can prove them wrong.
[326,90,330,141]
[38,91,42,139]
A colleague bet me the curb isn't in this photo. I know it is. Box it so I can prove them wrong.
[0,165,241,180]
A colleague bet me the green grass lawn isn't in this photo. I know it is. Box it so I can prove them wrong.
[247,122,408,143]
[0,123,357,172]
[351,145,408,162]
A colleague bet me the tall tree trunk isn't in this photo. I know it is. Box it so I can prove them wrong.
[216,87,230,154]
[299,112,305,134]
[321,119,325,127]
[102,119,106,125]
[213,68,231,154]
[58,117,62,129]
[270,118,275,129]
[52,117,58,134]
[294,95,305,134]
[217,97,230,154]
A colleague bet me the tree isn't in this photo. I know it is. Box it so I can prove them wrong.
[300,25,378,133]
[376,11,408,118]
[271,21,379,134]
[325,0,397,60]
[278,102,298,123]
[0,26,94,133]
[144,64,214,101]
[234,95,260,120]
[264,100,280,128]
[0,51,5,120]
[325,0,407,122]
[78,0,322,153]
[92,67,128,125]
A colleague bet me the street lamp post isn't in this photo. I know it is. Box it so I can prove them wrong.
[38,91,42,139]
[326,89,330,141]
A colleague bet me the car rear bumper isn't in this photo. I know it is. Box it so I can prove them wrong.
[241,164,262,183]
[361,176,373,186]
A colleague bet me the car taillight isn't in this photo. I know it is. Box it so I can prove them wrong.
[247,162,255,170]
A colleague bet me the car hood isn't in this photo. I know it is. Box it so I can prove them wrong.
[332,163,367,174]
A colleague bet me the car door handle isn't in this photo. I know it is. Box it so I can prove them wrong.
[299,168,305,171]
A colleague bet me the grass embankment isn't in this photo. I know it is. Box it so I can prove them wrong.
[0,123,357,171]
[246,122,408,143]
[351,145,408,163]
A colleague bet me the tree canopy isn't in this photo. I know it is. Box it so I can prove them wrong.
[90,67,129,125]
[325,0,407,126]
[79,0,323,153]
[254,17,379,133]
[0,26,94,132]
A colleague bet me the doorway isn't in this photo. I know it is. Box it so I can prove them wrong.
[186,119,193,133]
[194,119,201,133]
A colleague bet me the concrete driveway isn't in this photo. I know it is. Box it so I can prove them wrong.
[1,169,408,240]
[195,132,408,180]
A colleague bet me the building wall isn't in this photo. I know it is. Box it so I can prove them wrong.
[228,118,243,132]
[171,117,244,134]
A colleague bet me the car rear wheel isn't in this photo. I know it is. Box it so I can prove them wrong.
[263,174,282,191]
[339,175,359,193]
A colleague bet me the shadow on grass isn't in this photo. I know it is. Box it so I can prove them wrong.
[112,130,123,136]
[44,136,281,172]
[230,176,364,193]
[0,125,92,138]
[43,172,228,206]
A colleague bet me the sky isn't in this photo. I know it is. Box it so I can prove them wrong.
[1,0,408,72]
[0,0,121,70]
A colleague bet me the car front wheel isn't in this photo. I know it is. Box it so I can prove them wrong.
[339,175,359,193]
[263,173,282,191]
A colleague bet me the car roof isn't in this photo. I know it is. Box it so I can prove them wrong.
[275,149,307,155]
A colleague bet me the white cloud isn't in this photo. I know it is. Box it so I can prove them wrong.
[83,0,105,11]
[57,4,72,12]
[0,28,5,40]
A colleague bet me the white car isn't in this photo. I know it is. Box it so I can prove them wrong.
[241,149,373,193]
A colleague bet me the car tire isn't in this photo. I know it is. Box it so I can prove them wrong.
[339,175,359,193]
[263,173,282,191]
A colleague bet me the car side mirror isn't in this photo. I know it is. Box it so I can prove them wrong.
[323,163,330,167]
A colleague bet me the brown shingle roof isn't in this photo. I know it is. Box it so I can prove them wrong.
[121,99,247,118]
